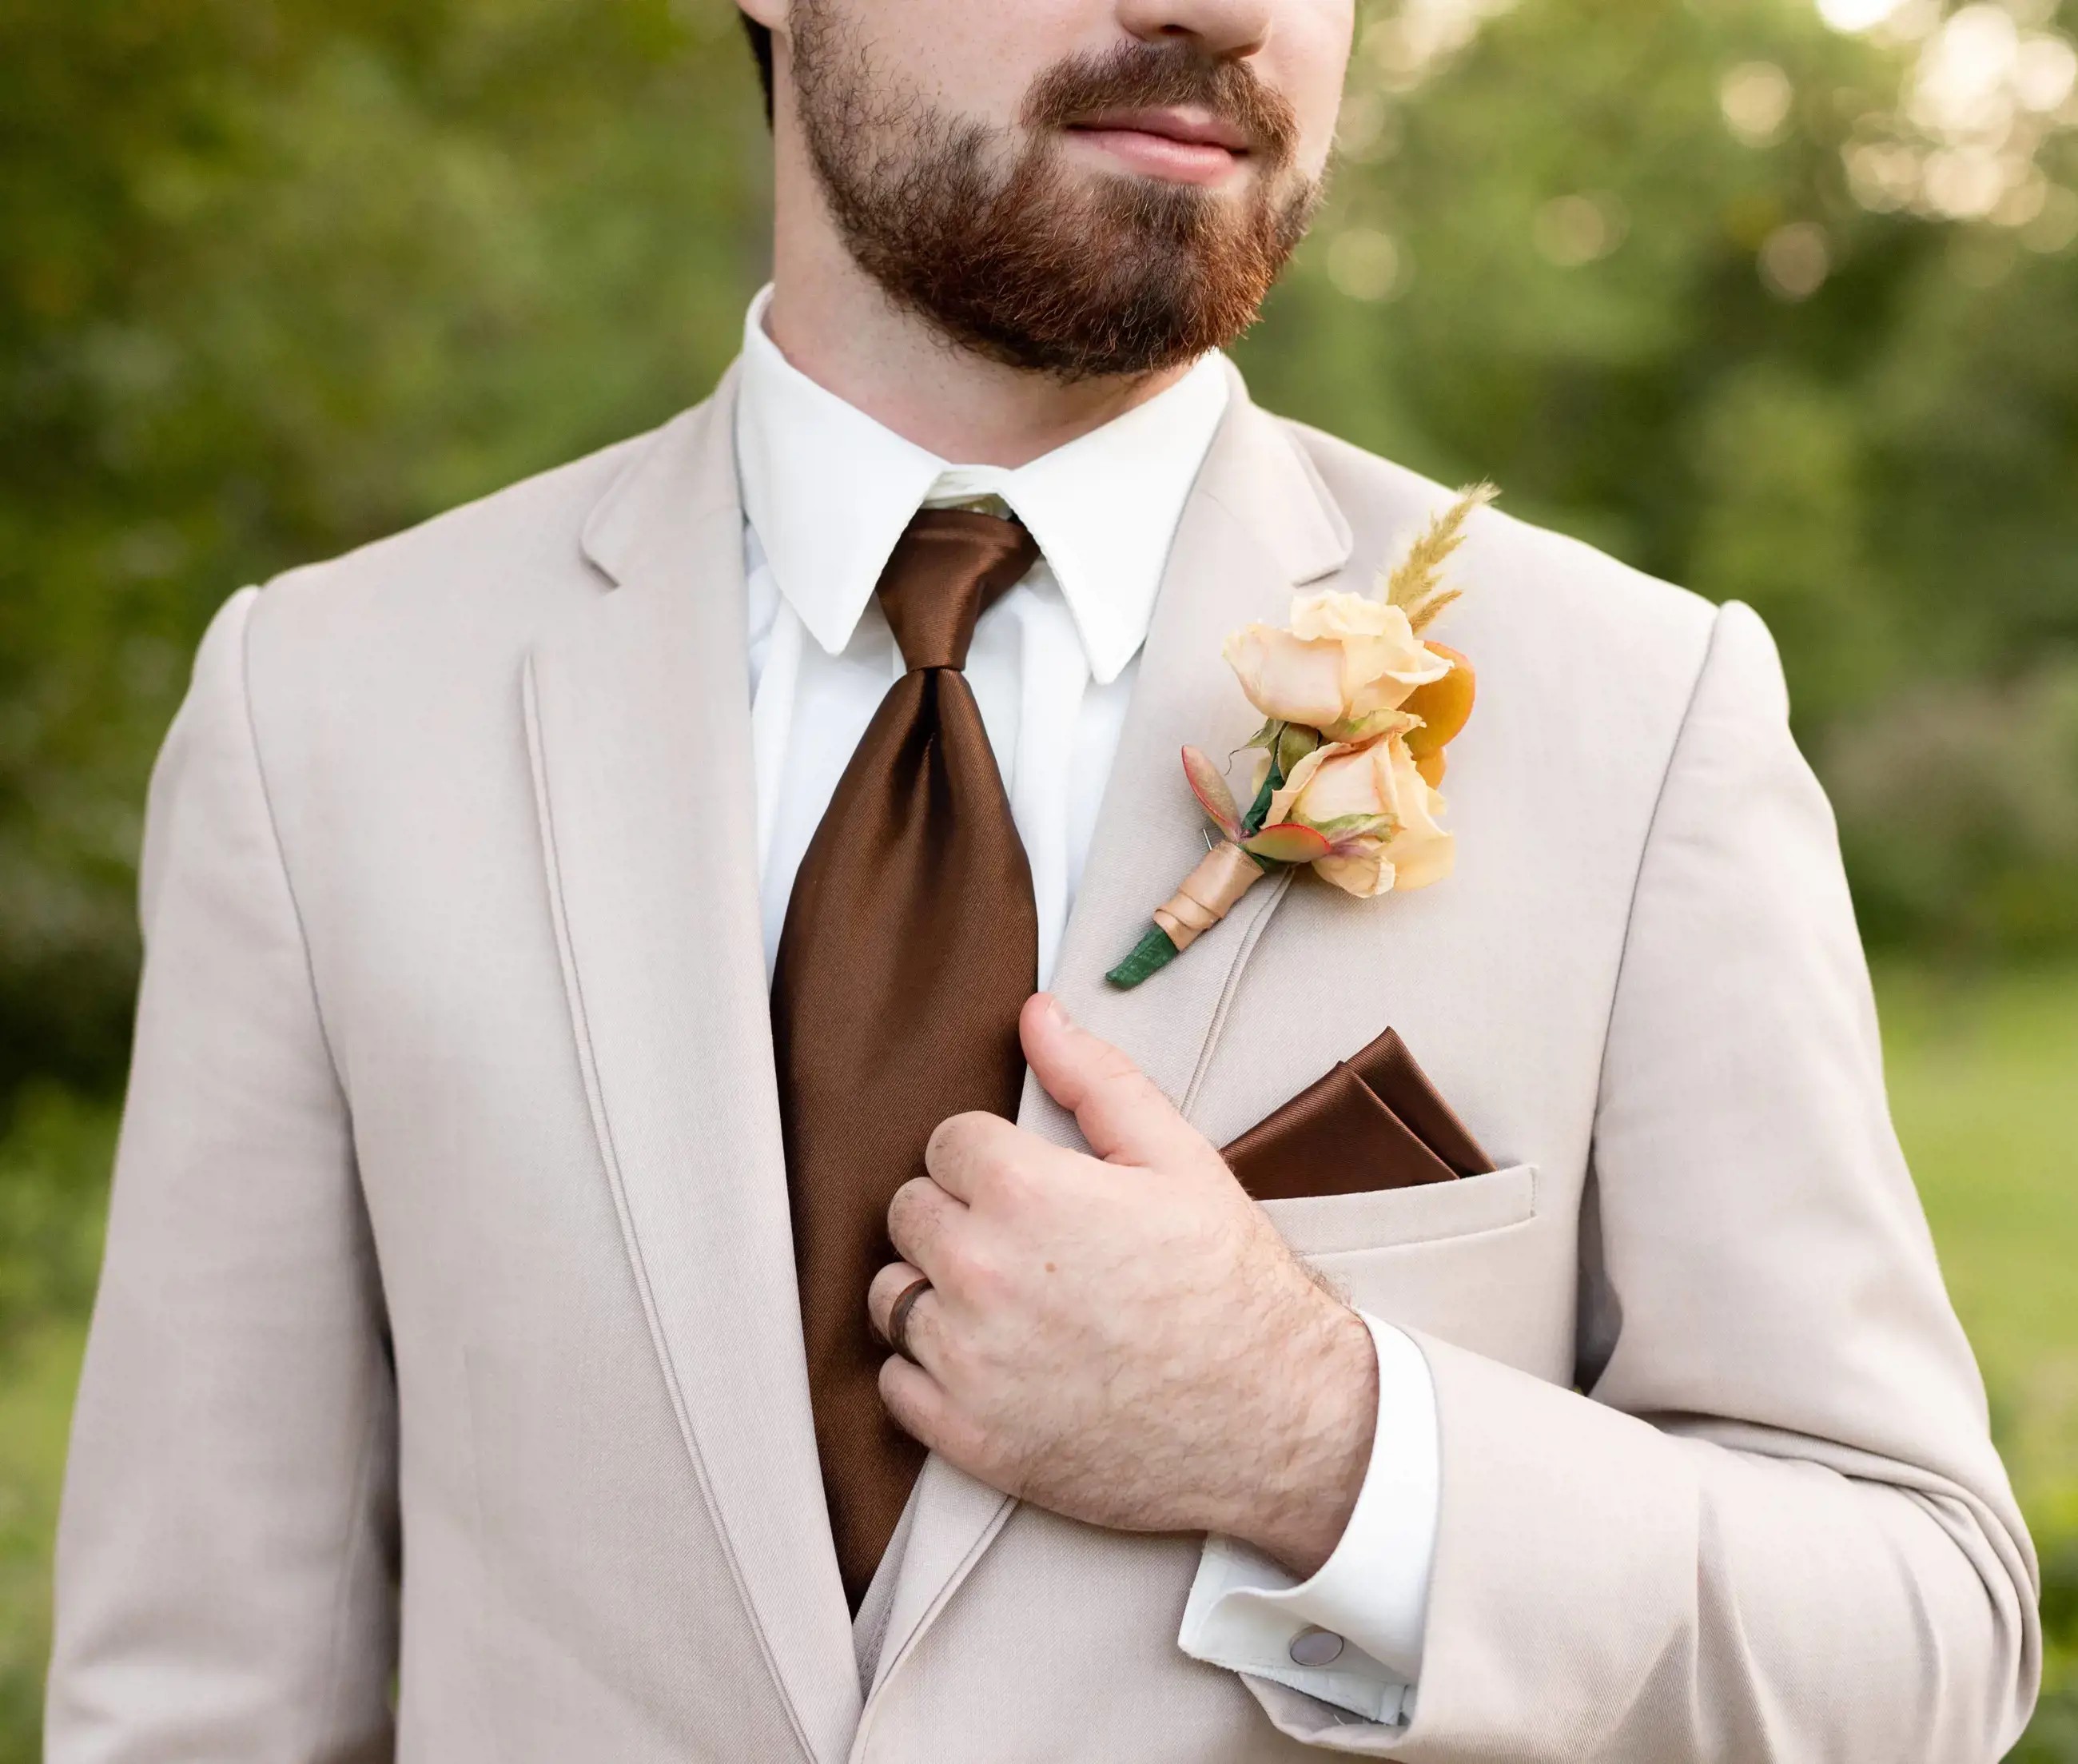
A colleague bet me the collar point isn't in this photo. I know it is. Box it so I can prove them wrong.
[798,610,863,659]
[1085,643,1141,689]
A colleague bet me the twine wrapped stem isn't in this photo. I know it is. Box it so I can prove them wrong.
[1105,842,1268,989]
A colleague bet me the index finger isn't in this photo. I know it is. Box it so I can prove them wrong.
[922,1109,1028,1205]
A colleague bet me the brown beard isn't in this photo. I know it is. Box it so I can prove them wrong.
[792,14,1322,382]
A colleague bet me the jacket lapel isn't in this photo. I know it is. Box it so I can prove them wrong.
[1037,373,1353,1126]
[524,369,860,1764]
[863,374,1354,1705]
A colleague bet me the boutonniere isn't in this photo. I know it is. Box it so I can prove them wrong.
[1107,484,1495,990]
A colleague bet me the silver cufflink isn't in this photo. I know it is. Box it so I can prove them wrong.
[1288,1626,1345,1667]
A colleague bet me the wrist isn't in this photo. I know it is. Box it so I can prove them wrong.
[1224,1293,1379,1579]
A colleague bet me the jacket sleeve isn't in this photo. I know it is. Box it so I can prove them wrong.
[1251,599,2040,1759]
[45,588,399,1763]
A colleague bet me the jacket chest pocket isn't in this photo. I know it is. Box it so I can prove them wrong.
[1260,1165,1572,1383]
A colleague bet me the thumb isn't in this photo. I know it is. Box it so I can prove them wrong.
[1020,993,1212,1171]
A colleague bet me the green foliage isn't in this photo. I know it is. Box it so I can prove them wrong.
[1235,0,2078,960]
[0,0,772,1111]
[0,1090,111,1350]
[2,0,2075,1114]
[1833,660,2078,951]
[0,1089,112,1763]
[0,1321,89,1764]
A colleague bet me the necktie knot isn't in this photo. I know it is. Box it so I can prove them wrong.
[876,508,1039,673]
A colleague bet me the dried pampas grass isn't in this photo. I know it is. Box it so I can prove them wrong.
[1382,482,1497,633]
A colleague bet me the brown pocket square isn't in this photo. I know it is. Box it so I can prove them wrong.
[1221,1028,1495,1202]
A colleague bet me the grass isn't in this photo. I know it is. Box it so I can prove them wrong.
[0,1323,83,1762]
[0,962,2072,1758]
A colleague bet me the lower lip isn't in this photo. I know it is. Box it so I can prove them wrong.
[1066,126,1244,186]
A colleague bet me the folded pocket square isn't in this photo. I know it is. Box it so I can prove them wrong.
[1221,1027,1495,1203]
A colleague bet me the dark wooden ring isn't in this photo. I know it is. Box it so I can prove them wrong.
[886,1276,934,1365]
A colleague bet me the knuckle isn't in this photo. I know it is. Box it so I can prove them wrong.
[1124,1076,1167,1121]
[937,1237,1003,1304]
[972,1433,1033,1500]
[866,1260,911,1320]
[885,1193,936,1260]
[1093,1042,1142,1085]
[876,1359,926,1432]
[887,1176,935,1229]
[1130,1068,1180,1116]
[893,1297,933,1359]
[926,1110,991,1167]
[923,1116,965,1169]
[930,1234,971,1288]
[925,1320,973,1384]
[937,1410,997,1478]
[939,1116,1032,1202]
[973,1145,1033,1209]
[966,1249,1013,1305]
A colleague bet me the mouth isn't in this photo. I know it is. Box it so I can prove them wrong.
[1060,106,1256,186]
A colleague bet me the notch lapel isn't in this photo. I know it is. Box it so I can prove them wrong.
[524,369,859,1764]
[862,375,1355,1707]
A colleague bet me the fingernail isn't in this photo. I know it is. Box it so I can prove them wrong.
[1041,993,1068,1027]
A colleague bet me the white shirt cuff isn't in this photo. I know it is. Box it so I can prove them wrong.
[1175,1313,1439,1724]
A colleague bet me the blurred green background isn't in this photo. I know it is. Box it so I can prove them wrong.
[2,0,2074,1754]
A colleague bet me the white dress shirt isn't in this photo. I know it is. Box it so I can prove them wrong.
[731,286,1437,1724]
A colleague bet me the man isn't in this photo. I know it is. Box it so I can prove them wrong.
[45,0,2038,1758]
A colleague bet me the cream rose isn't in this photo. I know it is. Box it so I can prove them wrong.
[1223,590,1451,744]
[1265,729,1455,899]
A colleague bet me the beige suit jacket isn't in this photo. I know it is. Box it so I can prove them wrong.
[46,364,2038,1762]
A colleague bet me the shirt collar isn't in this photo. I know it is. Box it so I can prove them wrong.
[733,285,1231,685]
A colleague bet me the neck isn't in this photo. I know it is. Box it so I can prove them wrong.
[762,130,1191,469]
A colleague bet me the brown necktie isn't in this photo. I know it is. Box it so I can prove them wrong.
[770,508,1041,1609]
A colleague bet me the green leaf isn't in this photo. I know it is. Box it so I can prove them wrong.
[1242,822,1334,864]
[1105,925,1182,989]
[1276,723,1322,778]
[1240,738,1283,836]
[1310,812,1391,842]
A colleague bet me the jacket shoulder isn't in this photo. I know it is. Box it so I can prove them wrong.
[1271,414,1737,814]
[220,398,727,806]
[229,392,730,743]
[1276,415,1719,664]
[250,420,667,642]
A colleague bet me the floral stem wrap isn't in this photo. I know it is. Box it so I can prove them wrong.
[1105,843,1268,987]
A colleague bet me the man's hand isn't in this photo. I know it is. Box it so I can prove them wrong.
[866,993,1379,1579]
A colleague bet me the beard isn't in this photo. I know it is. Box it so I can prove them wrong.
[790,12,1323,382]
